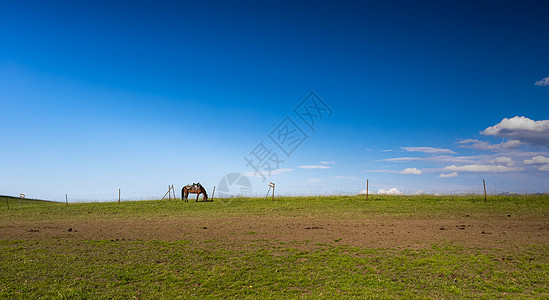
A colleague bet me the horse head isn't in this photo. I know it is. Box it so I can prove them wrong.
[201,185,208,201]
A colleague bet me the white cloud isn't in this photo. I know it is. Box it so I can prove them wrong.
[402,147,456,154]
[299,165,331,169]
[307,178,321,183]
[442,164,519,173]
[399,168,422,175]
[481,116,549,147]
[523,156,549,171]
[491,156,515,166]
[334,176,361,181]
[483,117,549,134]
[381,157,420,162]
[381,155,484,164]
[523,156,549,164]
[458,139,521,151]
[439,172,458,178]
[539,164,549,171]
[319,161,336,165]
[459,139,477,144]
[377,188,402,195]
[535,76,549,87]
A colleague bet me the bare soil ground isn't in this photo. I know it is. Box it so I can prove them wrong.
[2,216,548,249]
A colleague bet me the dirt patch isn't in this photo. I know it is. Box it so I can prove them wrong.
[1,216,547,249]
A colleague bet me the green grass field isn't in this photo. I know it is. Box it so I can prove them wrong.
[1,195,548,299]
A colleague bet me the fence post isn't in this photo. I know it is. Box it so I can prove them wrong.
[160,186,171,201]
[366,179,369,201]
[66,194,68,207]
[118,188,121,204]
[483,179,487,202]
[211,186,215,201]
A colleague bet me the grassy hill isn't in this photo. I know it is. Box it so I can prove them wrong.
[0,195,56,207]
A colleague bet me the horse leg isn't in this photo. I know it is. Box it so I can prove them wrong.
[196,192,199,202]
[183,188,188,203]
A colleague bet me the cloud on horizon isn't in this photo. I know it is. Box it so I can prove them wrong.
[523,156,549,164]
[524,156,549,171]
[299,165,331,169]
[364,167,423,175]
[491,156,515,166]
[399,168,422,175]
[481,116,549,148]
[442,164,519,173]
[535,76,549,87]
[439,172,458,178]
[377,187,402,195]
[372,117,549,181]
[401,146,456,154]
[380,155,485,164]
[458,139,521,151]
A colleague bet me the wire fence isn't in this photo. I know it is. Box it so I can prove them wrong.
[3,180,548,204]
[239,181,548,198]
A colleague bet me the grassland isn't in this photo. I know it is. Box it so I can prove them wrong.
[1,195,548,299]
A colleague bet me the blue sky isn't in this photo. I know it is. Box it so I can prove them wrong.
[1,0,548,201]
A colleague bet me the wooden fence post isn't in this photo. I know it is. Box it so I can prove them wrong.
[483,179,487,202]
[118,188,121,204]
[366,179,369,201]
[160,186,171,202]
[65,194,68,207]
[272,183,275,201]
[211,186,216,201]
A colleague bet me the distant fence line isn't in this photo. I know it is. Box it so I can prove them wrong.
[5,180,548,204]
[237,181,548,198]
[113,181,548,199]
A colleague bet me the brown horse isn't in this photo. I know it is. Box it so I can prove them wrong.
[182,183,208,202]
